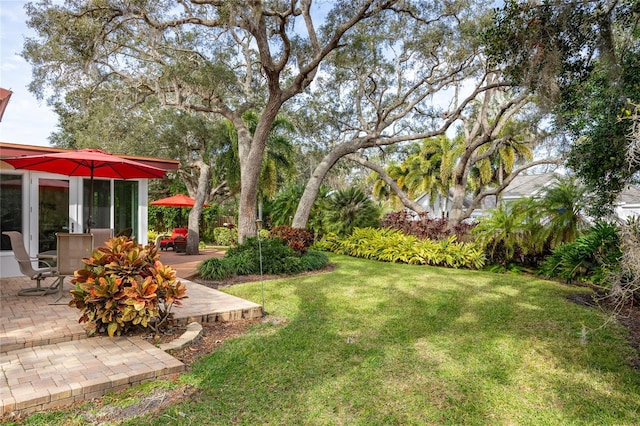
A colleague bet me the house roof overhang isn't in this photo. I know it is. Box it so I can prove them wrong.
[0,142,180,172]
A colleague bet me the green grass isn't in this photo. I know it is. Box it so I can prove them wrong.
[15,254,640,425]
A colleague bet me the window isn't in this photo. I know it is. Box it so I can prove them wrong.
[0,174,23,250]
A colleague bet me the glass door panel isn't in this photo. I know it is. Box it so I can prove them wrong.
[83,179,111,231]
[114,181,138,238]
[38,178,69,252]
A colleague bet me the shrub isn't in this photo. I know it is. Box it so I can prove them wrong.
[198,237,329,280]
[197,257,234,280]
[269,225,314,255]
[317,227,485,269]
[539,221,621,284]
[213,226,237,246]
[69,236,188,338]
[324,187,381,236]
[381,211,476,241]
[471,203,535,266]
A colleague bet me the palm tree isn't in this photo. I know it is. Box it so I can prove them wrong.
[472,204,523,264]
[406,136,462,204]
[469,120,534,200]
[372,136,463,214]
[533,176,590,248]
[371,162,409,210]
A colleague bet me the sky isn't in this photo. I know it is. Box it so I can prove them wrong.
[0,1,58,147]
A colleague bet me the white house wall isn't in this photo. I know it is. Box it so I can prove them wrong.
[1,169,151,279]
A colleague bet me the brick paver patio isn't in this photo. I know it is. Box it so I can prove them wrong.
[1,250,262,417]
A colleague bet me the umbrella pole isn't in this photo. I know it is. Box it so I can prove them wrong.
[87,166,94,233]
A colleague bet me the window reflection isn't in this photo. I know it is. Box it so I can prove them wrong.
[38,178,69,252]
[83,179,110,231]
[0,174,23,250]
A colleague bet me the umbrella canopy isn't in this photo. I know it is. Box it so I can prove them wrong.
[150,194,209,208]
[150,194,209,228]
[3,148,167,231]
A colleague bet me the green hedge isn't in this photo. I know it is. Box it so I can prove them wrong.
[315,227,485,269]
[198,237,329,280]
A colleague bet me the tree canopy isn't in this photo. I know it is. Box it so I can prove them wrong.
[23,0,414,242]
[485,0,640,217]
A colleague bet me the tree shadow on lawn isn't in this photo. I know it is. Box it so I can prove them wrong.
[160,260,640,424]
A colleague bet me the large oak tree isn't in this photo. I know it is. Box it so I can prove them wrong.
[23,0,407,242]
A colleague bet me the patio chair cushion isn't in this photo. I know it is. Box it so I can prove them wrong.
[159,228,188,251]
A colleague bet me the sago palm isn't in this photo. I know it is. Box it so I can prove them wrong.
[324,187,381,237]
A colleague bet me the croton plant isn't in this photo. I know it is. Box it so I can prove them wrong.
[69,236,188,338]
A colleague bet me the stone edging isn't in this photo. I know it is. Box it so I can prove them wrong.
[159,322,203,351]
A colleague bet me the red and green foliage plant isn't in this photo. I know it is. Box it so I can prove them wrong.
[381,211,476,242]
[269,225,314,255]
[69,236,187,338]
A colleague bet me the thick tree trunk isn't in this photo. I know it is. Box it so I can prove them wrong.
[448,182,468,226]
[292,146,356,228]
[291,160,332,229]
[186,160,211,255]
[236,101,281,243]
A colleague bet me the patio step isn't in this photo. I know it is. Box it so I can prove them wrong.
[1,276,263,418]
[0,336,185,417]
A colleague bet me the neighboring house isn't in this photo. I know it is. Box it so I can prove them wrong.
[615,184,640,221]
[0,142,179,278]
[415,172,640,222]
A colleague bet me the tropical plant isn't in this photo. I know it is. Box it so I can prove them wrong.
[267,184,305,227]
[469,119,534,192]
[472,203,531,265]
[533,176,590,248]
[69,236,188,338]
[318,227,485,269]
[381,211,476,242]
[269,225,314,255]
[405,136,463,209]
[323,188,382,237]
[213,226,237,246]
[198,237,329,281]
[539,222,620,285]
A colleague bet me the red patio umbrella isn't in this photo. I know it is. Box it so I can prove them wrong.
[3,148,166,231]
[150,194,209,208]
[150,194,209,227]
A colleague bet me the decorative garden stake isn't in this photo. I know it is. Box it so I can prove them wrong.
[256,217,265,313]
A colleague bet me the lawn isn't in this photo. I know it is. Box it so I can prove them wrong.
[22,254,640,424]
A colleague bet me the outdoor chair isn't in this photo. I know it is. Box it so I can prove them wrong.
[2,231,58,296]
[159,227,188,251]
[54,233,93,303]
[91,228,113,251]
